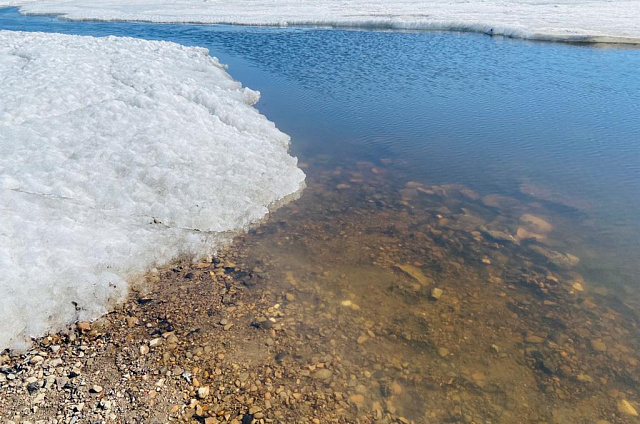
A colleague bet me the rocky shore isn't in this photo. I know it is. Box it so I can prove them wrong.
[1,160,639,424]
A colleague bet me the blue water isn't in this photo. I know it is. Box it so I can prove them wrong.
[2,7,640,291]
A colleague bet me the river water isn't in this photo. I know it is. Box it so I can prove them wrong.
[2,8,640,422]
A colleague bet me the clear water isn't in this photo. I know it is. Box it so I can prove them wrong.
[3,8,640,421]
[2,8,638,297]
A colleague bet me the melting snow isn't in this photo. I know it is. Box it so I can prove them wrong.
[3,0,640,44]
[0,30,305,351]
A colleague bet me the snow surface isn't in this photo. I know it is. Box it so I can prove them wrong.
[3,0,640,44]
[0,30,305,351]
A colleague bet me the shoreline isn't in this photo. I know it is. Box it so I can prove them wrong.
[0,29,305,352]
[11,12,640,47]
[4,0,640,47]
[2,162,640,423]
[0,242,420,424]
[2,10,640,423]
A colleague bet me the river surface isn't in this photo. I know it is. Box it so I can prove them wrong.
[2,8,640,422]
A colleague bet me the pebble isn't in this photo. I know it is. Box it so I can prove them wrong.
[149,337,163,348]
[312,369,332,381]
[576,373,593,383]
[90,385,103,393]
[56,376,69,390]
[126,316,138,328]
[29,355,44,365]
[197,386,210,399]
[525,335,545,344]
[389,381,403,396]
[471,372,485,383]
[572,282,585,292]
[356,335,368,344]
[617,399,638,417]
[591,339,607,352]
[349,394,365,406]
[430,287,443,300]
[26,381,41,393]
[394,264,431,285]
[76,322,91,332]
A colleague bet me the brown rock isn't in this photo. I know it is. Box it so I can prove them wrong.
[525,335,545,344]
[349,394,365,406]
[617,399,638,417]
[591,339,607,352]
[76,322,91,332]
[520,214,553,233]
[393,264,431,286]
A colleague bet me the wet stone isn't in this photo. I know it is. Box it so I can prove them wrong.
[312,369,332,381]
[525,335,545,344]
[430,287,443,300]
[349,394,365,406]
[591,339,607,352]
[617,399,638,417]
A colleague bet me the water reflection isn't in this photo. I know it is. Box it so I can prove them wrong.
[2,8,640,420]
[6,7,637,280]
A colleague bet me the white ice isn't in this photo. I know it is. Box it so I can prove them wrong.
[2,0,639,44]
[0,30,305,351]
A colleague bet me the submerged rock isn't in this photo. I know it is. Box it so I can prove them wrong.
[529,245,579,268]
[520,214,553,234]
[430,288,443,300]
[481,228,517,244]
[590,339,607,352]
[617,399,638,417]
[313,369,332,381]
[516,227,547,242]
[393,264,431,286]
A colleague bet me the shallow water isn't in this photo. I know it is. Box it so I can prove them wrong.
[2,8,639,296]
[2,8,640,422]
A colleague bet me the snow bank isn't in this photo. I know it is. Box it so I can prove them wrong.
[4,0,640,44]
[0,30,305,351]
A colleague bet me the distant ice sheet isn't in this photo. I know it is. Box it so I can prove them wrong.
[0,30,305,351]
[3,0,640,44]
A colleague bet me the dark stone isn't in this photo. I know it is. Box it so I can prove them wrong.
[275,352,287,363]
[27,381,41,393]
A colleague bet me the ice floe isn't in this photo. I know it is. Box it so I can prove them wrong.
[3,0,640,44]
